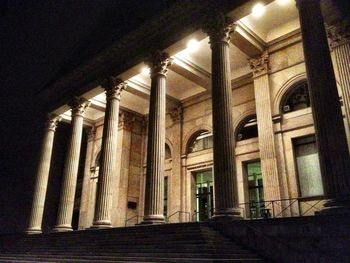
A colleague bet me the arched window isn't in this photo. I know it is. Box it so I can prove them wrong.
[165,144,172,160]
[188,130,213,153]
[281,80,310,113]
[236,115,258,141]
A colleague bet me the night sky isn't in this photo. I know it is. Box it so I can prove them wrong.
[0,0,172,234]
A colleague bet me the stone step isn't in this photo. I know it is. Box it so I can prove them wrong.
[0,255,264,263]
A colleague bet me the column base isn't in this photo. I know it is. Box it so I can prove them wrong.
[316,198,350,216]
[25,228,42,235]
[52,225,73,232]
[141,215,165,225]
[212,208,243,221]
[91,220,112,229]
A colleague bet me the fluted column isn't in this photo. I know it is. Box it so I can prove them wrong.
[249,52,282,204]
[296,0,350,214]
[26,114,61,234]
[203,13,241,218]
[92,78,126,228]
[142,52,172,224]
[328,23,350,131]
[53,98,90,232]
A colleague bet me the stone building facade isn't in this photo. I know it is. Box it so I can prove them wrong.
[26,0,350,233]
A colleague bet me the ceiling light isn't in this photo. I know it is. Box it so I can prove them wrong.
[276,0,289,5]
[186,39,199,53]
[141,67,150,75]
[252,3,265,18]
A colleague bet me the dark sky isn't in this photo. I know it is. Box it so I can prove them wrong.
[0,0,172,234]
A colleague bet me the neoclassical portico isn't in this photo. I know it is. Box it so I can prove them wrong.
[26,0,350,234]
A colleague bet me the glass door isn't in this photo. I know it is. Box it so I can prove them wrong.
[246,161,264,218]
[195,170,213,221]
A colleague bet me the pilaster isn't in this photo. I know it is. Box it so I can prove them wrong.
[249,51,282,206]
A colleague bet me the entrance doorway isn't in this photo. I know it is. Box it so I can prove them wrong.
[246,161,264,218]
[194,170,213,221]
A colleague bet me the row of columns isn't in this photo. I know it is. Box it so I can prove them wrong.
[27,0,350,233]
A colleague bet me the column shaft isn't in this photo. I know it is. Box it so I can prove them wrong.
[328,25,350,132]
[204,14,241,218]
[297,0,350,213]
[92,78,125,228]
[53,98,89,231]
[26,114,61,234]
[143,52,172,224]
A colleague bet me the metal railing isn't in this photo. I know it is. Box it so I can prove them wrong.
[166,211,191,223]
[238,196,326,219]
[124,215,144,227]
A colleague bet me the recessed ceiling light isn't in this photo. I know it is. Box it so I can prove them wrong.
[186,39,199,53]
[252,3,265,18]
[276,0,289,5]
[141,67,150,75]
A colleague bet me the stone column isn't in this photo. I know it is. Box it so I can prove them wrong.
[53,98,90,232]
[249,52,282,205]
[142,51,173,224]
[203,13,241,218]
[296,0,350,214]
[78,127,95,229]
[92,78,126,228]
[328,23,350,131]
[26,114,61,234]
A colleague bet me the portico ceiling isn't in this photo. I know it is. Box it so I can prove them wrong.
[60,0,300,123]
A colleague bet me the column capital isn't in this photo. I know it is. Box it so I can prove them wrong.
[249,51,270,78]
[45,113,62,131]
[203,13,236,47]
[68,97,90,117]
[146,51,173,77]
[102,77,127,100]
[327,23,350,49]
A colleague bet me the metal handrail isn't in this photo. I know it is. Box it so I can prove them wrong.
[239,196,326,219]
[124,215,143,227]
[166,211,191,223]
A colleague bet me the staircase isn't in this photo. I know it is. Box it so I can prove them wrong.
[0,222,264,262]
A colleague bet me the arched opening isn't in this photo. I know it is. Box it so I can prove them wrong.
[236,115,258,141]
[187,130,213,154]
[165,143,171,160]
[281,80,310,113]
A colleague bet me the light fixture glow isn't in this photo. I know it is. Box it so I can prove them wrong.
[141,67,150,75]
[276,0,289,5]
[186,39,199,53]
[252,3,265,18]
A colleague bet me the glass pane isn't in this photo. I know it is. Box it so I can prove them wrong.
[294,137,323,197]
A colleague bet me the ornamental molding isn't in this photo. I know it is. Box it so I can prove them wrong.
[86,126,96,141]
[119,110,136,130]
[46,113,62,131]
[146,51,173,77]
[248,51,270,78]
[69,97,91,117]
[203,12,236,47]
[169,105,183,123]
[327,23,350,49]
[102,77,127,100]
